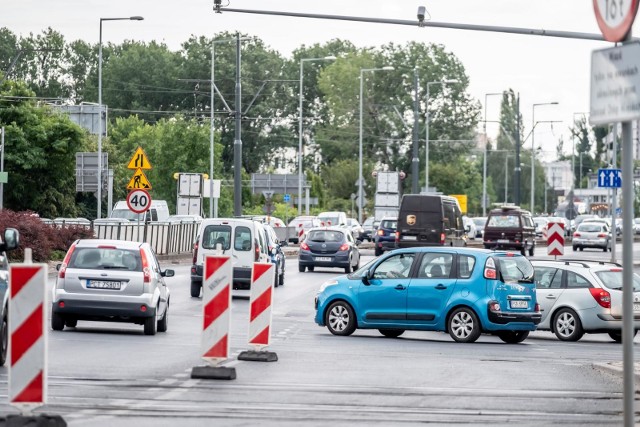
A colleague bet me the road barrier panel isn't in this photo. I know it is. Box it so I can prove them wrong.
[191,254,236,380]
[238,262,277,362]
[547,222,565,257]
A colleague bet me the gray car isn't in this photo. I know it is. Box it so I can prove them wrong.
[0,228,20,366]
[52,239,173,335]
[572,222,612,252]
[532,259,640,342]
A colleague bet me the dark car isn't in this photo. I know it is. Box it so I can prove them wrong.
[0,228,19,366]
[298,227,360,273]
[374,217,398,256]
[483,205,536,256]
[396,195,466,248]
[263,224,286,287]
[361,218,380,242]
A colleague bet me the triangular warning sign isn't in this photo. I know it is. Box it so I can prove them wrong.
[127,147,152,170]
[126,168,152,190]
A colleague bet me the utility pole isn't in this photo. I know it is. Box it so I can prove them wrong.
[233,33,242,216]
[411,70,419,194]
[514,94,521,206]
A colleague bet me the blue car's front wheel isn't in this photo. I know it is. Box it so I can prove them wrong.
[326,301,356,336]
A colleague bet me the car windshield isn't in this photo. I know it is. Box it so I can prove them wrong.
[472,218,486,226]
[69,247,142,271]
[487,215,520,228]
[497,256,534,282]
[349,258,377,278]
[308,230,344,242]
[577,224,603,233]
[110,208,145,221]
[596,270,640,291]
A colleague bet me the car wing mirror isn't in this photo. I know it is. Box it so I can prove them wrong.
[3,228,19,252]
[161,269,175,278]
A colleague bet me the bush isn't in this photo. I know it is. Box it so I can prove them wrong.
[0,210,93,262]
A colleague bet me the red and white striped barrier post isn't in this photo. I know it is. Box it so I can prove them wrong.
[239,262,277,362]
[191,255,236,380]
[9,249,47,412]
[547,222,565,258]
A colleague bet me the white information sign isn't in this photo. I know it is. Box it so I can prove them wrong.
[590,43,640,125]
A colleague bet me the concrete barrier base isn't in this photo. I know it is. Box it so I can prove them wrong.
[3,414,67,426]
[191,365,236,380]
[238,350,278,362]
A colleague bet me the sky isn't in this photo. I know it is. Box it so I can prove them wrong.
[3,0,636,161]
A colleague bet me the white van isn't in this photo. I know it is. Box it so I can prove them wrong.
[317,211,348,227]
[110,200,170,222]
[190,218,270,297]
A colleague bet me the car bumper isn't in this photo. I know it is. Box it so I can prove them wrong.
[484,241,527,250]
[375,240,397,251]
[487,309,542,328]
[51,291,156,319]
[573,239,608,247]
[191,265,252,288]
[299,252,350,268]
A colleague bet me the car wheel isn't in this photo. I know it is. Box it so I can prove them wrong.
[144,311,158,336]
[497,330,529,344]
[308,266,314,272]
[374,246,382,257]
[0,314,7,366]
[65,318,77,328]
[345,261,352,274]
[553,308,584,341]
[379,328,405,338]
[51,312,65,331]
[579,247,583,251]
[325,301,357,336]
[190,280,201,298]
[298,264,305,273]
[603,245,607,252]
[572,246,577,251]
[608,330,637,343]
[448,307,481,343]
[157,303,169,333]
[528,245,534,257]
[278,271,284,287]
[520,247,526,256]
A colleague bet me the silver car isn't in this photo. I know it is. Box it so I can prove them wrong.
[572,222,612,252]
[532,259,640,342]
[52,239,173,335]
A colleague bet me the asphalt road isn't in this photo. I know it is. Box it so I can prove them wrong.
[0,249,638,426]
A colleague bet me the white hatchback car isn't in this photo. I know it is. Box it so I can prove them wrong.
[531,259,640,342]
[53,239,173,335]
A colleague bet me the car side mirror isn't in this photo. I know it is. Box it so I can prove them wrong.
[56,263,62,271]
[465,225,470,232]
[162,269,175,278]
[362,269,372,285]
[271,247,277,256]
[2,228,19,252]
[280,241,288,247]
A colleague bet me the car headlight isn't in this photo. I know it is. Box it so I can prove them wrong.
[317,279,339,294]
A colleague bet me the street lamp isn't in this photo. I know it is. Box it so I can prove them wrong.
[298,56,336,215]
[359,66,394,223]
[530,101,558,213]
[482,92,503,216]
[425,79,458,192]
[98,16,143,219]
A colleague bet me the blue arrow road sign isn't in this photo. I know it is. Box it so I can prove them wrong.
[597,168,622,188]
[283,193,290,202]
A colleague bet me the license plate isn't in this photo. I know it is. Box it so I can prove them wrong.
[509,300,528,309]
[634,303,640,311]
[497,239,510,243]
[315,257,331,262]
[87,280,122,290]
[402,235,417,241]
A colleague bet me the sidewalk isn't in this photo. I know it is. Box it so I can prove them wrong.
[593,361,640,387]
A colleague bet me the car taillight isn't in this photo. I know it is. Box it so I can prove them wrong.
[589,288,611,309]
[377,229,384,236]
[140,249,151,283]
[395,232,399,243]
[597,233,607,238]
[300,242,310,251]
[440,233,445,245]
[534,303,540,313]
[488,301,501,312]
[58,243,77,279]
[192,241,199,264]
[574,232,581,238]
[254,239,260,261]
[339,243,349,251]
[484,257,497,279]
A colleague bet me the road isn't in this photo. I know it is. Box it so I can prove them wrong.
[0,247,638,426]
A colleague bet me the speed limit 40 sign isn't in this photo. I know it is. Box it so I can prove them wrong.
[126,189,152,214]
[593,0,639,42]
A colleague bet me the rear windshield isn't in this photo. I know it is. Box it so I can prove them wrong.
[596,270,640,291]
[497,256,534,282]
[308,230,344,242]
[319,216,340,226]
[69,247,142,271]
[487,215,520,228]
[577,224,604,232]
[234,226,252,251]
[202,225,232,250]
[381,220,397,229]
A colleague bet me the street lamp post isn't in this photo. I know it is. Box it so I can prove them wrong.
[98,16,143,219]
[425,79,458,192]
[530,101,558,213]
[483,92,503,216]
[359,66,394,223]
[298,56,336,215]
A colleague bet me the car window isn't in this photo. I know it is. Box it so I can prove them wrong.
[381,220,397,229]
[457,255,476,279]
[487,215,520,228]
[373,253,415,279]
[234,226,252,251]
[69,247,142,271]
[417,253,453,278]
[596,270,640,291]
[202,225,232,250]
[497,257,534,282]
[308,230,344,242]
[577,224,602,233]
[566,271,591,289]
[534,267,560,289]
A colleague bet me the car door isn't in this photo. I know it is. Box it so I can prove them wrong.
[358,252,416,325]
[406,252,456,325]
[534,266,564,324]
[148,247,169,314]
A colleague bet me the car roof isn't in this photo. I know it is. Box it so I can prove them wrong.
[530,258,621,270]
[308,226,348,232]
[75,239,143,250]
[387,246,526,257]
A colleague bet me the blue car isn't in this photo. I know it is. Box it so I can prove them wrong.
[314,247,541,343]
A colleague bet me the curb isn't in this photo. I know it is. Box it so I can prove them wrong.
[592,362,640,388]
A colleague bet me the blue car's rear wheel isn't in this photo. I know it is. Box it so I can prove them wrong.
[448,307,481,343]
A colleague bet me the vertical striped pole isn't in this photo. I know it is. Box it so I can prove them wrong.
[201,255,232,365]
[9,258,47,413]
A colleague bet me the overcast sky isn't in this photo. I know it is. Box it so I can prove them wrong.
[4,0,636,160]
